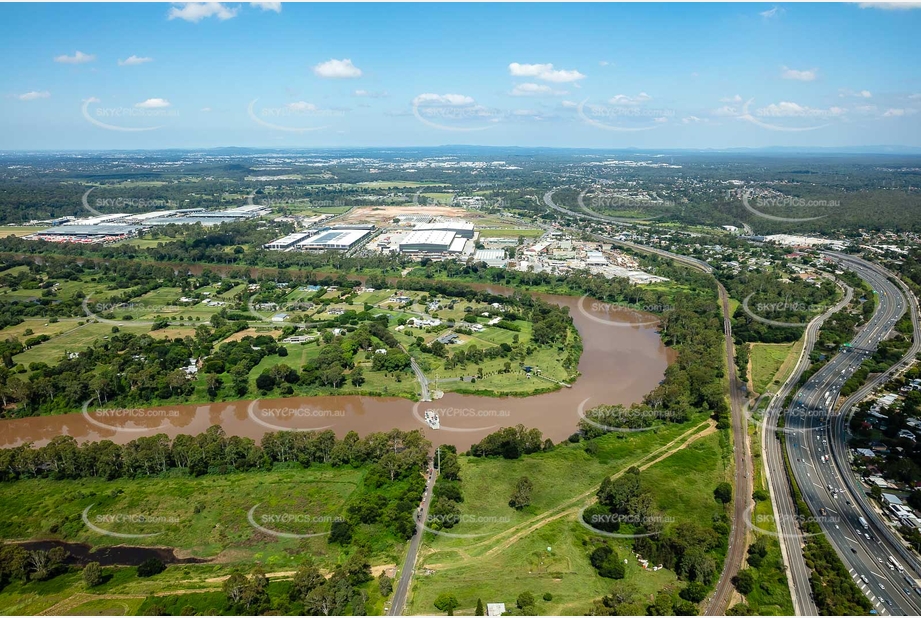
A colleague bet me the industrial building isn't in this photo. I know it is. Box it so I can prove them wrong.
[296,228,372,251]
[399,230,466,254]
[473,249,508,268]
[413,220,475,239]
[32,225,141,244]
[263,232,313,250]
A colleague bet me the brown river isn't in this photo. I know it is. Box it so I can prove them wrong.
[0,283,675,451]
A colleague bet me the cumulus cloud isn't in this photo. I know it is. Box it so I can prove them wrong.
[168,3,239,22]
[713,106,739,117]
[508,62,585,83]
[839,88,872,98]
[781,66,817,81]
[756,101,845,117]
[135,98,171,109]
[561,100,578,108]
[510,83,566,96]
[760,6,784,18]
[118,55,153,66]
[682,115,709,124]
[250,2,281,11]
[54,51,95,64]
[313,58,362,79]
[721,94,742,103]
[599,60,610,67]
[412,93,475,107]
[200,107,212,112]
[15,91,51,101]
[608,92,652,105]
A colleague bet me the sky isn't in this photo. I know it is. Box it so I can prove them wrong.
[1,1,920,151]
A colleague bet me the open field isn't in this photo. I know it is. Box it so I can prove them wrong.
[409,418,719,615]
[750,342,797,395]
[0,226,45,238]
[338,205,481,226]
[476,228,544,238]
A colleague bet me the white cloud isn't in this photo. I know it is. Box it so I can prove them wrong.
[250,2,281,12]
[682,116,709,124]
[599,61,610,67]
[859,89,872,98]
[839,88,872,98]
[513,109,540,116]
[909,93,921,99]
[608,92,652,105]
[760,6,784,18]
[135,98,171,109]
[781,66,817,81]
[858,2,921,9]
[200,107,212,112]
[561,100,578,108]
[721,94,742,103]
[508,62,585,83]
[653,117,669,123]
[510,83,566,96]
[756,101,845,117]
[118,55,153,67]
[54,51,95,64]
[168,3,239,22]
[882,108,914,117]
[412,93,475,107]
[854,105,878,114]
[353,89,387,98]
[286,101,317,112]
[16,91,51,101]
[313,58,362,79]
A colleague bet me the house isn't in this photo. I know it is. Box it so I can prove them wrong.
[486,603,506,617]
[374,348,388,354]
[331,328,346,336]
[436,333,459,345]
[271,313,290,322]
[282,335,316,344]
[327,308,345,315]
[898,429,916,442]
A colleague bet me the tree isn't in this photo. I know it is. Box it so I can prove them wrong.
[434,593,460,615]
[83,561,103,588]
[679,582,708,603]
[291,563,326,601]
[509,476,533,510]
[223,572,248,606]
[516,591,535,611]
[137,558,165,578]
[714,482,733,504]
[475,598,484,616]
[731,569,755,595]
[350,366,365,387]
[378,572,393,597]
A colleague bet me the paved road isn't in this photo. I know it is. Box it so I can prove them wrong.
[543,189,752,614]
[410,357,430,402]
[782,254,921,615]
[388,466,437,616]
[760,279,853,616]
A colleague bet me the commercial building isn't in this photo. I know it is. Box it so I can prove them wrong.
[296,228,372,251]
[399,230,457,253]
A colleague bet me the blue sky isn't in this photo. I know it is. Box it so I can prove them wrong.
[1,2,919,150]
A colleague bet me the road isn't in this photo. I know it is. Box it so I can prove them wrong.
[388,465,437,616]
[760,279,853,616]
[540,189,752,615]
[410,357,431,401]
[782,253,921,615]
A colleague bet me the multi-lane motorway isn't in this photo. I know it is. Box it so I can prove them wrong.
[783,254,921,615]
[761,278,854,615]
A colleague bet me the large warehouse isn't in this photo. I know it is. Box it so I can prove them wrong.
[264,232,313,250]
[413,220,475,239]
[32,224,141,244]
[296,228,371,251]
[399,230,467,254]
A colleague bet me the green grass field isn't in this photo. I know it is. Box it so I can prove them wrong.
[476,228,544,238]
[749,342,797,395]
[409,418,717,615]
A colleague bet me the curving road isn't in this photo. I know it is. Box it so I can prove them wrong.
[782,253,921,615]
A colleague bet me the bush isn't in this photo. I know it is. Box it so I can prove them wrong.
[83,561,103,588]
[137,558,166,578]
[714,482,733,504]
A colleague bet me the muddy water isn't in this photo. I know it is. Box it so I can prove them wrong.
[0,291,675,452]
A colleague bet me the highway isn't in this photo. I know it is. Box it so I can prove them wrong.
[388,465,437,616]
[782,254,921,615]
[760,278,853,615]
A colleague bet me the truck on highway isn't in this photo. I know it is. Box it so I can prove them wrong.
[859,517,869,529]
[889,556,904,572]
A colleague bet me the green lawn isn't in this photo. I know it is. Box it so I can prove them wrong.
[749,343,796,395]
